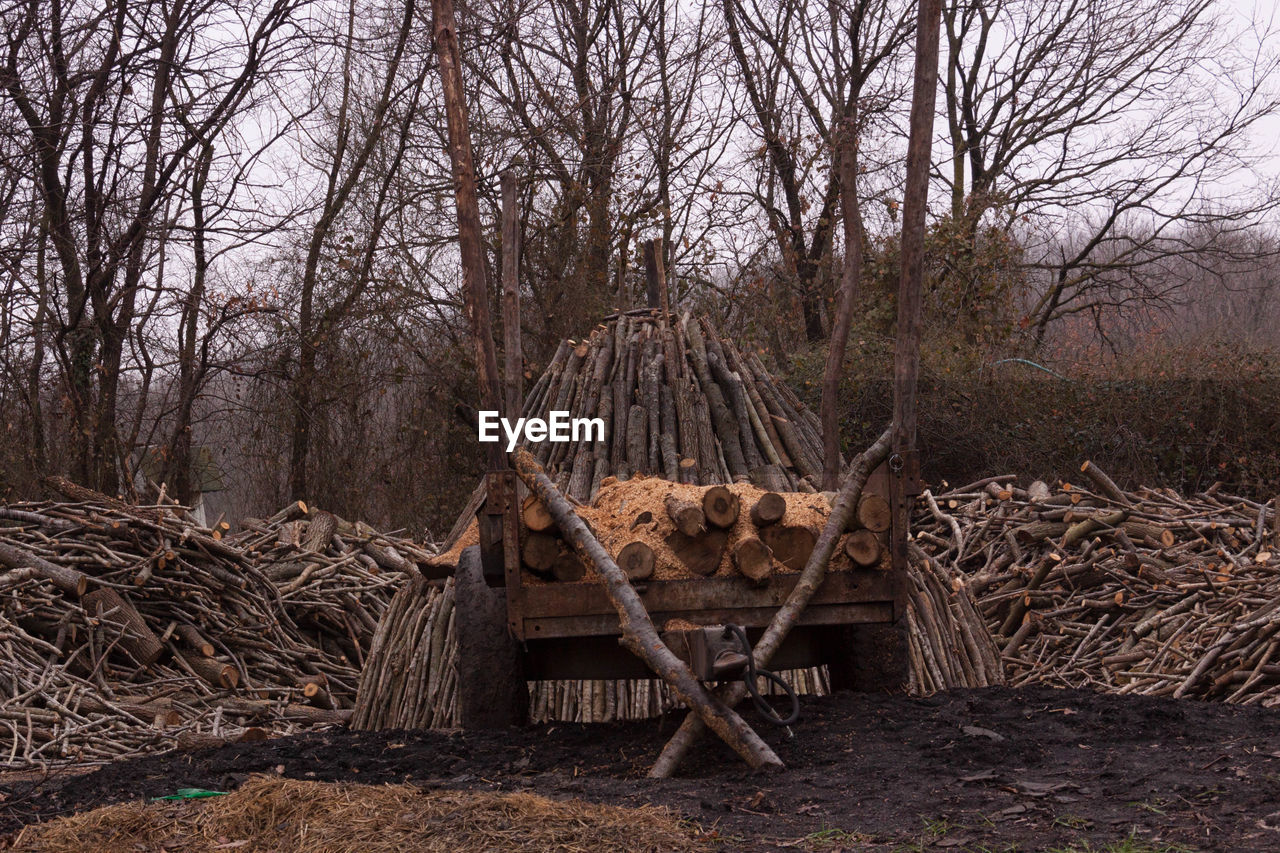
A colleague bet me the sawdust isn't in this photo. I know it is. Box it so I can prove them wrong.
[426,476,883,582]
[11,774,710,853]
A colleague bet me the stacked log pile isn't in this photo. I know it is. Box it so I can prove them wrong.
[435,477,894,583]
[0,488,421,767]
[502,312,826,502]
[912,465,1280,704]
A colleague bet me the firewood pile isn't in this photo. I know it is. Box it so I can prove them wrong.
[913,464,1280,704]
[442,312,829,555]
[0,481,425,767]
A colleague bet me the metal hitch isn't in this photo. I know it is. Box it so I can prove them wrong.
[660,624,749,681]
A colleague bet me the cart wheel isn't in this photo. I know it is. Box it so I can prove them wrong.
[823,622,909,693]
[454,546,529,728]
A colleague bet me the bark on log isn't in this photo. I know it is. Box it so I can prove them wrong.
[685,320,748,477]
[1080,460,1131,506]
[0,541,89,597]
[664,495,706,537]
[82,588,165,666]
[511,447,783,771]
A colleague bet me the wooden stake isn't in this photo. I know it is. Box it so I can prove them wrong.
[501,170,523,418]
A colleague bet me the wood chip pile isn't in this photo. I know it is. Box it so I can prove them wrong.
[914,464,1280,704]
[0,480,427,767]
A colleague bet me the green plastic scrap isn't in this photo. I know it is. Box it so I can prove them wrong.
[151,788,228,801]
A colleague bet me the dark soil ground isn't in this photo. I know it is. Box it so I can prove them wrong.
[4,685,1280,852]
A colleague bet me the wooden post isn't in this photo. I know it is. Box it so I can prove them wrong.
[511,447,783,772]
[501,170,523,419]
[892,0,942,460]
[432,0,502,465]
[643,238,670,325]
[820,129,864,490]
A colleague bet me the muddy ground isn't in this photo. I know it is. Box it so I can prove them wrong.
[4,686,1280,851]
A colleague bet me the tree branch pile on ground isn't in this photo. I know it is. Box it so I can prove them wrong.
[915,464,1280,704]
[0,484,427,767]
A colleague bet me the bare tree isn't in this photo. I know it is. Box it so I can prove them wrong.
[1,0,306,493]
[941,0,1280,342]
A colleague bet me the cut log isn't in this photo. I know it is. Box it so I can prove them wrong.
[551,550,587,583]
[844,529,883,567]
[180,651,239,689]
[617,541,656,581]
[760,525,817,571]
[522,495,555,532]
[301,510,337,552]
[0,541,89,597]
[749,492,787,527]
[664,495,706,537]
[82,588,164,666]
[856,494,892,533]
[732,536,774,584]
[1119,521,1176,549]
[665,529,729,576]
[175,623,215,658]
[522,532,561,573]
[1080,460,1131,505]
[702,486,740,528]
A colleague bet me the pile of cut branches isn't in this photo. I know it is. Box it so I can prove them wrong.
[915,465,1280,704]
[0,482,426,767]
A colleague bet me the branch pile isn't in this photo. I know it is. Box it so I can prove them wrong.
[914,465,1280,704]
[0,489,424,767]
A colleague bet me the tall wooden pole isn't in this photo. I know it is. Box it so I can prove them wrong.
[892,0,942,453]
[501,171,523,419]
[432,0,502,468]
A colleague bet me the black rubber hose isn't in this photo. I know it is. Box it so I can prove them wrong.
[725,623,800,726]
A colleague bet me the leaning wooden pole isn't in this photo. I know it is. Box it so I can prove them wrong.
[511,447,784,772]
[432,0,502,465]
[649,425,894,778]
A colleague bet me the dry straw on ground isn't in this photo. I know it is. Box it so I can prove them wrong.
[10,775,710,852]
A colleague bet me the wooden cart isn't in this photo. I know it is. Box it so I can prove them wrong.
[451,457,920,728]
